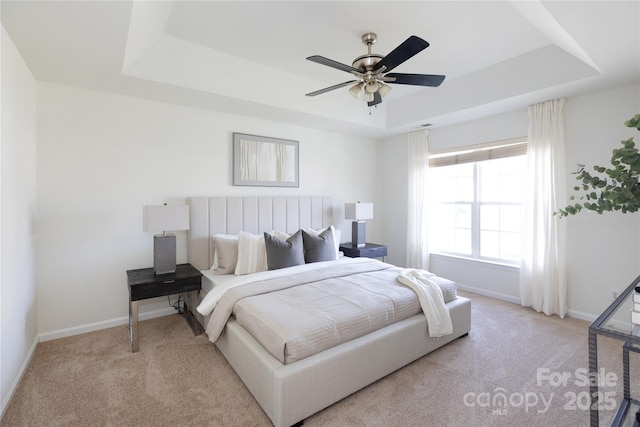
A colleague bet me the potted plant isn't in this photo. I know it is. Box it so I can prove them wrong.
[557,114,640,217]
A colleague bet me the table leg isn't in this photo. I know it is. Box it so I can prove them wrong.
[183,291,203,336]
[624,342,631,401]
[129,300,139,352]
[589,329,598,427]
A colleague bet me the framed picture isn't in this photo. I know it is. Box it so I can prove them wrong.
[232,133,299,187]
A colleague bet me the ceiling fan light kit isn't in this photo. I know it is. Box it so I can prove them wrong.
[306,32,445,107]
[378,83,392,97]
[349,82,365,98]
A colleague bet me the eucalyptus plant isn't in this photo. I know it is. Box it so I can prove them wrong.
[556,114,640,217]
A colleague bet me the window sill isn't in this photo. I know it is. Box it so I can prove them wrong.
[429,252,520,273]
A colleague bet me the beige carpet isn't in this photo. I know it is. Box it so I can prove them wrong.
[1,291,631,426]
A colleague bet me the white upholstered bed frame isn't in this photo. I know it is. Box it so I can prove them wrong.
[186,196,471,427]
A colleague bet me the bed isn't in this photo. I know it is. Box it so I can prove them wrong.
[186,196,471,427]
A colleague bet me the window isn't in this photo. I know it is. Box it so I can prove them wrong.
[428,139,527,265]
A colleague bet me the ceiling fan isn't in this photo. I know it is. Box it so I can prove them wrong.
[305,32,445,107]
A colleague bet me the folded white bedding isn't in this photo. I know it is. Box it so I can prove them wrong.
[397,269,453,337]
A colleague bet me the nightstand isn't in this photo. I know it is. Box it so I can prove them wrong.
[126,263,202,352]
[340,243,387,261]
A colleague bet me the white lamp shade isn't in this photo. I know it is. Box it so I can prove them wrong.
[143,205,190,232]
[344,202,373,220]
[378,83,392,97]
[349,83,363,98]
[365,80,380,94]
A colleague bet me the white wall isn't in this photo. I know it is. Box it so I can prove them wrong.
[35,82,380,337]
[1,27,38,415]
[379,133,408,266]
[563,85,640,319]
[381,83,640,320]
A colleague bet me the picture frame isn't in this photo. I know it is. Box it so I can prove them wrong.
[232,133,299,187]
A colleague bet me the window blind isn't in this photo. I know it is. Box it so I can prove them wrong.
[429,137,527,167]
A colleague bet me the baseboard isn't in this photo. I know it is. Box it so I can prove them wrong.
[458,284,599,323]
[38,307,176,342]
[566,308,597,323]
[1,335,39,420]
[456,283,521,305]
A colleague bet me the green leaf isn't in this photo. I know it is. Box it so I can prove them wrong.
[625,114,640,130]
[556,114,640,217]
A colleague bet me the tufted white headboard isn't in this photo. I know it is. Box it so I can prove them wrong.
[187,196,333,271]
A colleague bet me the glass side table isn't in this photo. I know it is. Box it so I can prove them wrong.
[589,274,640,426]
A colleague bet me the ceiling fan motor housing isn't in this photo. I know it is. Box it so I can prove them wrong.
[305,31,445,107]
[353,32,382,72]
[352,54,383,71]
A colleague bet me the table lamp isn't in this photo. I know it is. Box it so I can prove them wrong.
[143,204,190,275]
[344,202,373,248]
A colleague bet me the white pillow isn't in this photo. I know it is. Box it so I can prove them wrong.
[234,231,268,275]
[273,230,292,241]
[304,226,341,260]
[211,234,238,275]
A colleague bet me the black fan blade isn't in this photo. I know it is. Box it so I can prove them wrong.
[373,36,429,73]
[306,55,361,74]
[306,80,358,97]
[385,73,445,87]
[367,91,382,107]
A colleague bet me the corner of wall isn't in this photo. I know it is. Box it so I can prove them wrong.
[1,23,38,418]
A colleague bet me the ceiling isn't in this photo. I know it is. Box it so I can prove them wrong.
[2,1,639,138]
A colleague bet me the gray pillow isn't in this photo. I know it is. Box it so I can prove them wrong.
[302,228,336,263]
[264,230,305,270]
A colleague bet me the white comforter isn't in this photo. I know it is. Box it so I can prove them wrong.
[196,257,373,316]
[197,258,457,364]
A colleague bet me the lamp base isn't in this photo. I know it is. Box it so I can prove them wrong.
[351,221,366,248]
[153,234,176,275]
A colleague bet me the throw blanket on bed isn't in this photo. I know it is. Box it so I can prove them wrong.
[397,269,453,338]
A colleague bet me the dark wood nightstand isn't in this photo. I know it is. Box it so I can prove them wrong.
[340,243,387,261]
[126,263,202,352]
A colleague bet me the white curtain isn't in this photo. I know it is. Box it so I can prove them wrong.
[520,98,568,318]
[406,129,430,269]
